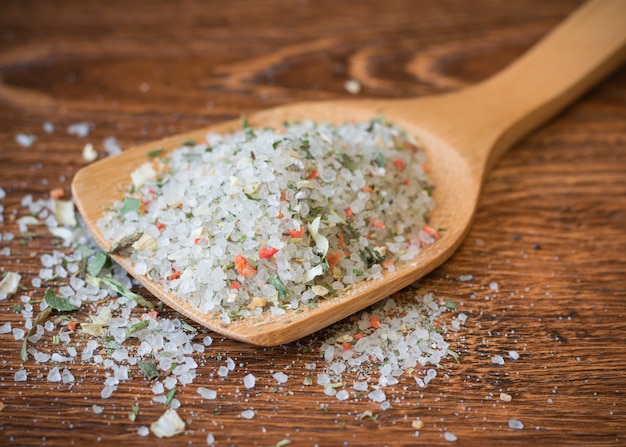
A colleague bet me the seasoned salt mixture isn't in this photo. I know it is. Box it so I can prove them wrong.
[98,118,436,319]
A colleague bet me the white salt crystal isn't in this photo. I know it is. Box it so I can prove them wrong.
[12,328,25,340]
[508,419,524,430]
[336,390,349,401]
[273,371,288,384]
[197,387,217,399]
[509,350,520,360]
[152,382,165,395]
[352,381,368,391]
[444,431,457,441]
[226,357,235,370]
[243,373,256,389]
[150,409,185,438]
[137,426,150,437]
[0,322,11,334]
[92,405,103,414]
[103,136,122,156]
[61,368,75,384]
[67,122,91,138]
[458,274,473,282]
[217,366,229,377]
[43,121,55,134]
[206,433,215,446]
[101,385,117,399]
[241,409,255,419]
[164,376,177,390]
[14,369,28,381]
[490,282,499,292]
[368,389,386,403]
[47,367,62,382]
[492,355,505,365]
[15,133,36,148]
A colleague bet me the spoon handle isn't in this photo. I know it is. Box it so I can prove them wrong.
[414,0,626,175]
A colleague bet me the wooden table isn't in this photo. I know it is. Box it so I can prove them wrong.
[1,1,625,445]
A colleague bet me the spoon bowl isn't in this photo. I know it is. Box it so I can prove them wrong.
[72,0,626,345]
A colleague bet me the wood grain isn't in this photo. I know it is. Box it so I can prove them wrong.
[1,0,626,445]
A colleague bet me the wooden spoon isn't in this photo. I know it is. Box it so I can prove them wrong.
[72,0,626,346]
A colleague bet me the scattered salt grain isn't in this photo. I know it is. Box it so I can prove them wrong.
[336,390,349,401]
[458,274,473,282]
[15,133,36,148]
[368,389,386,403]
[92,405,103,414]
[444,432,457,442]
[344,79,361,95]
[103,136,122,156]
[47,367,62,382]
[273,372,288,384]
[203,335,213,347]
[509,350,520,360]
[206,433,215,446]
[101,385,117,399]
[43,121,55,134]
[137,426,150,437]
[82,143,98,162]
[489,282,499,292]
[217,366,229,377]
[12,328,25,341]
[61,368,75,384]
[492,355,505,365]
[241,409,255,419]
[508,419,524,430]
[0,322,11,334]
[243,373,256,389]
[500,392,512,402]
[67,122,92,138]
[197,387,217,400]
[14,369,28,382]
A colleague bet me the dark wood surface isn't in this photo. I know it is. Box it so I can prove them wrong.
[2,1,626,445]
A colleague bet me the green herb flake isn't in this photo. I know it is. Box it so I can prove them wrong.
[94,275,154,309]
[13,304,24,313]
[372,151,386,168]
[180,139,197,147]
[125,320,150,339]
[444,300,457,310]
[165,388,177,406]
[147,147,164,158]
[128,404,140,421]
[87,251,109,277]
[120,197,141,215]
[137,361,159,380]
[268,275,288,300]
[275,439,291,447]
[182,322,197,333]
[43,288,78,312]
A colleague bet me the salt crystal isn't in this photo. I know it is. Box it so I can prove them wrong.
[92,405,103,414]
[444,432,457,441]
[15,133,36,148]
[336,390,349,401]
[61,369,75,384]
[226,357,235,370]
[101,385,117,399]
[67,122,91,138]
[0,322,11,334]
[14,369,28,381]
[137,426,150,437]
[43,121,55,134]
[243,373,256,389]
[508,419,524,430]
[458,274,473,282]
[509,350,520,360]
[241,409,255,419]
[352,381,368,391]
[12,328,25,340]
[164,376,177,390]
[197,387,217,400]
[492,355,505,365]
[273,372,288,384]
[490,282,499,292]
[47,367,62,382]
[103,136,122,156]
[206,433,215,446]
[217,366,229,377]
[368,389,386,403]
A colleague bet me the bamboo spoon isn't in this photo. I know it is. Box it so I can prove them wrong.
[72,0,626,346]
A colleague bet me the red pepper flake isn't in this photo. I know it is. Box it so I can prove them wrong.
[403,142,419,153]
[353,333,365,340]
[344,207,353,218]
[193,237,202,244]
[50,187,64,200]
[156,223,166,231]
[234,254,256,277]
[307,168,319,180]
[148,310,159,318]
[276,212,284,219]
[362,185,373,193]
[371,218,385,229]
[229,281,243,290]
[402,178,410,185]
[342,341,353,351]
[169,269,181,280]
[423,163,431,173]
[393,159,405,170]
[259,247,279,259]
[422,226,440,239]
[382,258,395,269]
[370,316,380,329]
[326,251,342,270]
[288,228,304,239]
[67,321,76,332]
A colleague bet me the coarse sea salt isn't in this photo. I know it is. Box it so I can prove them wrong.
[98,118,435,319]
